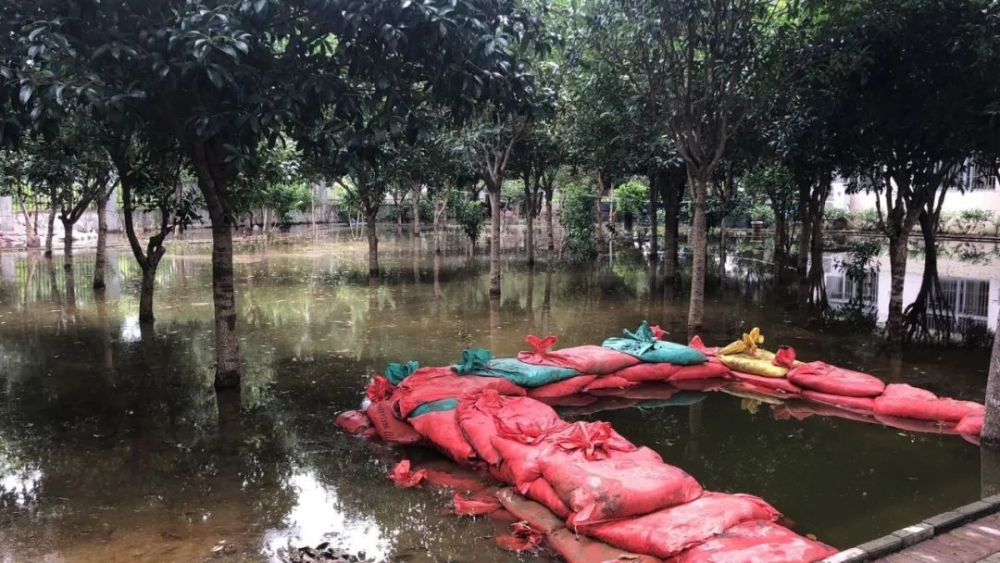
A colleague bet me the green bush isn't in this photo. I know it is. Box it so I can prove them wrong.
[854,209,880,231]
[560,184,598,262]
[448,195,487,245]
[956,209,995,235]
[749,204,775,225]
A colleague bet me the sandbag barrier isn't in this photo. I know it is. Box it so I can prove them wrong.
[335,324,984,561]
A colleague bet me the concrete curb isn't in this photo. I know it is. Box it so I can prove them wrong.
[820,494,1000,562]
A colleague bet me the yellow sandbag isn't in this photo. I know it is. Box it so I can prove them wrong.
[718,352,789,378]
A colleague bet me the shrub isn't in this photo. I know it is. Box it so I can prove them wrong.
[560,184,598,262]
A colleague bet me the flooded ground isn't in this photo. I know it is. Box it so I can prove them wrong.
[0,227,997,562]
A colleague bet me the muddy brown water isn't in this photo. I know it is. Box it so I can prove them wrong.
[0,228,996,562]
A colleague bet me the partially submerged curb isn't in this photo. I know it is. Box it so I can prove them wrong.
[821,494,1000,562]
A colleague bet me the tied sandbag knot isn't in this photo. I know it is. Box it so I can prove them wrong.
[620,321,659,355]
[555,421,635,461]
[719,327,764,356]
[389,459,427,488]
[495,414,564,445]
[495,521,545,552]
[524,334,558,355]
[384,360,420,385]
[772,346,797,368]
[453,348,494,375]
[365,375,396,402]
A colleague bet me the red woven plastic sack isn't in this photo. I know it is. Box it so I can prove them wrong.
[669,360,731,381]
[546,528,660,563]
[873,383,984,423]
[788,362,886,397]
[527,375,598,399]
[496,487,566,534]
[495,521,545,553]
[584,375,640,391]
[524,477,571,518]
[456,391,563,465]
[365,375,396,402]
[730,370,802,395]
[492,437,554,490]
[957,413,984,436]
[408,409,478,465]
[606,362,681,383]
[673,520,837,563]
[389,460,427,488]
[335,410,373,436]
[391,366,526,419]
[453,491,503,516]
[689,335,720,357]
[802,390,875,413]
[366,401,423,445]
[552,421,638,460]
[518,335,640,375]
[586,492,781,558]
[541,446,703,527]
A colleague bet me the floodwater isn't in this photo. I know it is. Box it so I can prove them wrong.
[0,227,997,562]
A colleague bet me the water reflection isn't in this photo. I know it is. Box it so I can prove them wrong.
[0,228,995,561]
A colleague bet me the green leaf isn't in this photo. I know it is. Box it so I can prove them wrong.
[18,84,33,105]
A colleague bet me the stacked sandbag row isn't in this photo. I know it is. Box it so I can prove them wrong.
[707,328,985,441]
[338,363,837,562]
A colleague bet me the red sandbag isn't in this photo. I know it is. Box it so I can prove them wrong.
[546,528,661,563]
[525,477,571,518]
[957,413,983,436]
[584,375,640,391]
[528,375,598,398]
[492,437,554,490]
[689,335,720,357]
[416,459,498,493]
[389,459,427,488]
[788,362,886,398]
[541,446,702,527]
[366,401,423,445]
[586,492,781,559]
[391,366,526,418]
[495,521,545,553]
[670,359,732,381]
[588,383,678,400]
[802,390,874,413]
[518,336,640,374]
[609,362,681,383]
[409,409,478,465]
[731,370,802,395]
[673,520,836,563]
[453,491,503,516]
[335,410,373,435]
[456,390,563,465]
[873,383,984,423]
[496,487,566,534]
[365,375,396,402]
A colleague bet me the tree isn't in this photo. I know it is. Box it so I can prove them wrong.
[21,0,544,389]
[614,0,775,331]
[984,314,1000,448]
[511,121,563,265]
[0,147,41,248]
[823,0,1000,345]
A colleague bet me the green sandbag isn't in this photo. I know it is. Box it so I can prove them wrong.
[409,398,459,418]
[452,348,581,388]
[385,360,420,385]
[603,321,706,365]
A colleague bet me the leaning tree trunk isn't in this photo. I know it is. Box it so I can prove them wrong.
[981,313,1000,448]
[687,175,708,331]
[93,190,110,290]
[886,231,909,347]
[488,186,502,296]
[45,207,56,258]
[16,195,40,248]
[904,211,951,344]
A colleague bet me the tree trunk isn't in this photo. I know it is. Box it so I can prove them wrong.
[93,190,110,290]
[433,198,445,254]
[982,312,1000,448]
[411,185,421,237]
[45,207,56,258]
[366,206,379,277]
[61,217,74,270]
[489,186,502,296]
[774,211,787,272]
[796,179,811,277]
[808,202,827,307]
[718,215,728,279]
[663,170,683,279]
[139,263,157,324]
[886,232,909,346]
[648,170,660,262]
[526,200,535,266]
[15,194,40,248]
[903,211,950,343]
[545,187,555,251]
[687,175,708,331]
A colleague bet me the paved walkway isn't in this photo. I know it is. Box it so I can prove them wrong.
[876,513,1000,563]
